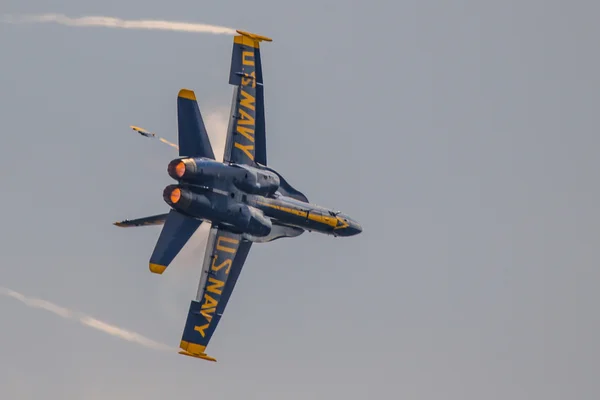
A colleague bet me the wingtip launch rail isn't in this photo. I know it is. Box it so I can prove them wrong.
[235,30,272,42]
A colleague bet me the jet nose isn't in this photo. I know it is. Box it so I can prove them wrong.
[348,220,363,236]
[336,215,362,236]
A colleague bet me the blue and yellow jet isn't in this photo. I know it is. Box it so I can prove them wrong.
[114,30,362,362]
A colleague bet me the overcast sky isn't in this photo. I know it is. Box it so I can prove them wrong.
[1,1,599,399]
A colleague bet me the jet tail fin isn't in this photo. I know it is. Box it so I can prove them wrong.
[177,89,215,159]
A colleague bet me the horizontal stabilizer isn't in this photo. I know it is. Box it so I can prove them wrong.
[149,210,202,274]
[113,214,169,227]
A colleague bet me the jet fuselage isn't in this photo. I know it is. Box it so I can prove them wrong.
[162,157,362,240]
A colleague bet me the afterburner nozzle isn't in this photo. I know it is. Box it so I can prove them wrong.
[175,162,186,178]
[163,184,191,208]
[170,188,181,204]
[167,158,196,180]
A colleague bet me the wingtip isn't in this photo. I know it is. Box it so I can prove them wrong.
[149,263,167,274]
[178,89,196,101]
[236,29,272,42]
[178,351,217,362]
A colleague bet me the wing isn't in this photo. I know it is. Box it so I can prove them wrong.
[148,209,202,274]
[113,213,169,227]
[177,89,215,159]
[178,224,253,362]
[223,30,272,166]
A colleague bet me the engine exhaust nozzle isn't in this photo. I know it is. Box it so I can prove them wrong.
[167,158,197,180]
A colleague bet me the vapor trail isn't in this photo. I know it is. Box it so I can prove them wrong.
[159,137,179,150]
[1,13,236,35]
[0,287,173,352]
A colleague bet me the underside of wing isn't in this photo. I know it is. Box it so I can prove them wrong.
[223,31,271,166]
[178,225,252,362]
[113,213,169,227]
[246,221,304,243]
[148,209,202,274]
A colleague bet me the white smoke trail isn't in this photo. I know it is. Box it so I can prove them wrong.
[0,287,174,352]
[204,107,230,162]
[158,137,179,150]
[1,13,236,35]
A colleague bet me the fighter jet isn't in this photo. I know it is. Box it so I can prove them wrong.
[130,125,155,138]
[129,125,179,149]
[114,30,362,362]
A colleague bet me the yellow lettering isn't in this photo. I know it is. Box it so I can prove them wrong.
[236,125,255,142]
[206,277,224,295]
[216,236,239,253]
[239,90,256,111]
[242,51,255,66]
[235,142,255,161]
[194,324,209,337]
[193,236,243,340]
[238,109,255,126]
[211,257,232,274]
[201,308,215,322]
[241,71,256,88]
[201,294,218,309]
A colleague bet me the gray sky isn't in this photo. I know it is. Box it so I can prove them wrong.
[1,1,599,399]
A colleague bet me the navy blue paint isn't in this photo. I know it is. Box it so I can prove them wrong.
[117,33,362,360]
[177,95,215,159]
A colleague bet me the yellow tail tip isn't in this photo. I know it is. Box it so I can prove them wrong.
[149,263,167,274]
[178,89,196,100]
